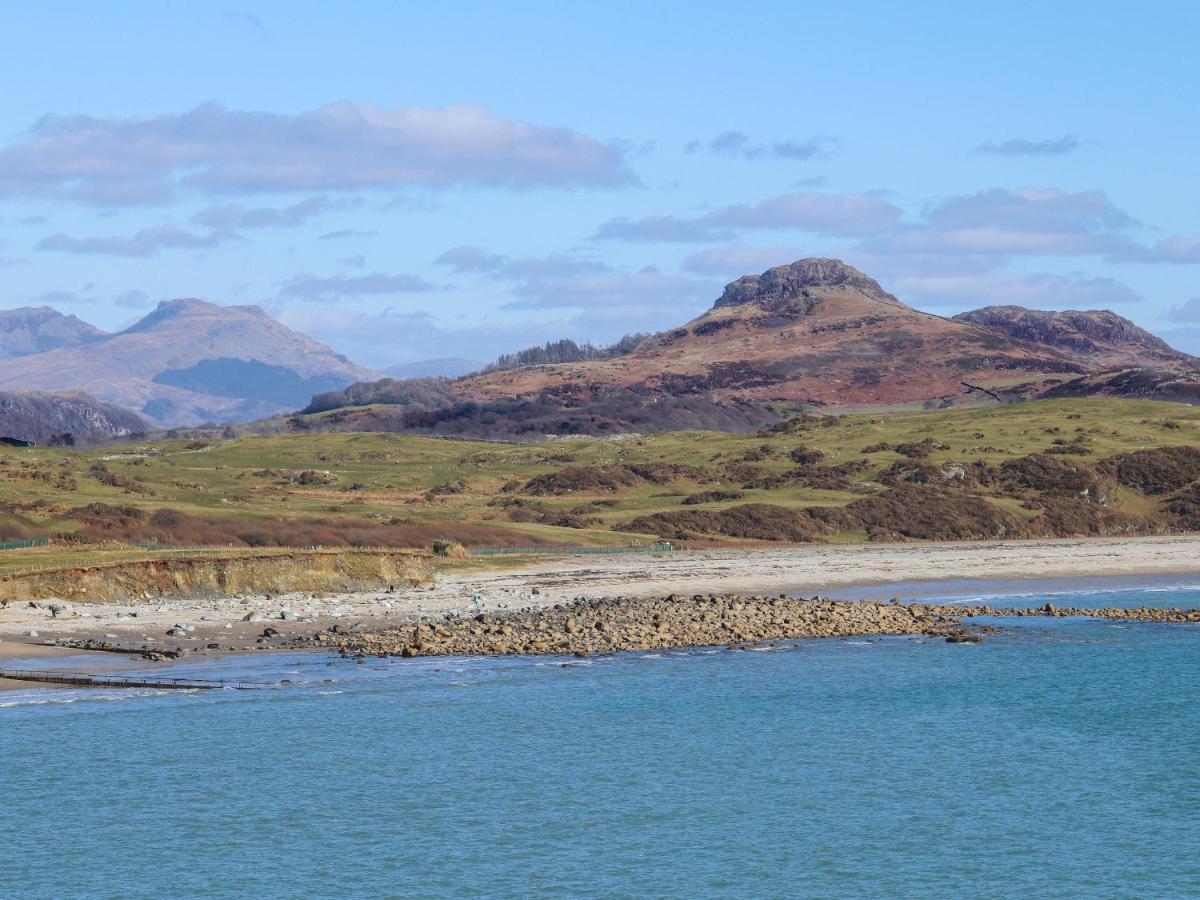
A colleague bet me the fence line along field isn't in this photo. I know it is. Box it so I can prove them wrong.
[0,398,1199,572]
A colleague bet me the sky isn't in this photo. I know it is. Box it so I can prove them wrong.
[1,0,1199,370]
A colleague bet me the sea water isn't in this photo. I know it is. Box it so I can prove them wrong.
[3,580,1200,898]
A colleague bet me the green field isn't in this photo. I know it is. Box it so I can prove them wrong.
[0,398,1197,569]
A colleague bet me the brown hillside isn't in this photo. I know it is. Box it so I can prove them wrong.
[456,258,1185,409]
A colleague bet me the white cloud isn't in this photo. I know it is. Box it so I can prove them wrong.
[0,101,634,206]
[701,191,903,236]
[191,196,338,230]
[891,271,1142,309]
[433,246,608,279]
[926,187,1135,234]
[684,131,837,161]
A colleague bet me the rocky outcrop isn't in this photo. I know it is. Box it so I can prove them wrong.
[1042,368,1200,404]
[0,391,146,443]
[713,258,894,308]
[954,306,1193,364]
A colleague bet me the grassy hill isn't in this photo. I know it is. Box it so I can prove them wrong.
[0,399,1198,571]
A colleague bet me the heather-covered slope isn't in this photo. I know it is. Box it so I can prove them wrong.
[294,258,1197,437]
[458,259,1188,409]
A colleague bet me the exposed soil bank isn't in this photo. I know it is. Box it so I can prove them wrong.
[0,549,434,603]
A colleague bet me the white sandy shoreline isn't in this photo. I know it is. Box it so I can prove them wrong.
[2,536,1200,661]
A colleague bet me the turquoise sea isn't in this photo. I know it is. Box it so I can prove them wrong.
[3,578,1200,898]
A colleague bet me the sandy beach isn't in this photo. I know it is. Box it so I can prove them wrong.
[3,535,1200,662]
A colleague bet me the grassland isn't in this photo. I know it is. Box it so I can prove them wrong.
[0,398,1198,570]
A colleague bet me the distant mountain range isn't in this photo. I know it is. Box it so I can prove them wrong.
[3,258,1197,441]
[296,258,1200,437]
[0,301,378,427]
[382,358,483,380]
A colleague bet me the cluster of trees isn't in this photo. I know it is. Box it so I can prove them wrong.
[481,334,648,373]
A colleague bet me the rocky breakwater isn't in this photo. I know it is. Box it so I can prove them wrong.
[978,603,1200,623]
[327,594,992,658]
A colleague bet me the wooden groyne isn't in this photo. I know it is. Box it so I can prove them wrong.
[0,669,263,690]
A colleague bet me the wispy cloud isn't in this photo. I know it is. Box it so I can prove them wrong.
[433,246,608,279]
[857,188,1142,258]
[191,196,338,230]
[37,225,227,257]
[890,271,1142,308]
[279,271,436,302]
[318,229,377,241]
[593,191,902,244]
[0,102,635,206]
[701,191,903,236]
[591,215,729,243]
[975,135,1080,156]
[501,268,706,311]
[684,131,837,161]
[223,10,266,35]
[433,244,713,315]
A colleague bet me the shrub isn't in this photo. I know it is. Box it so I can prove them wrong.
[624,503,830,542]
[1029,497,1149,537]
[840,486,1023,541]
[1097,447,1200,495]
[894,438,948,459]
[681,490,744,505]
[999,454,1106,499]
[525,465,644,495]
[788,446,826,465]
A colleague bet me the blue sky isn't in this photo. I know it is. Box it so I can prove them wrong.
[1,0,1198,368]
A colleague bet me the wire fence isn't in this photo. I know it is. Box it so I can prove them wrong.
[0,537,48,551]
[470,542,676,557]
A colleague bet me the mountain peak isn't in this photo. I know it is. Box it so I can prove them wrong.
[122,298,270,334]
[713,258,893,309]
[0,305,105,357]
